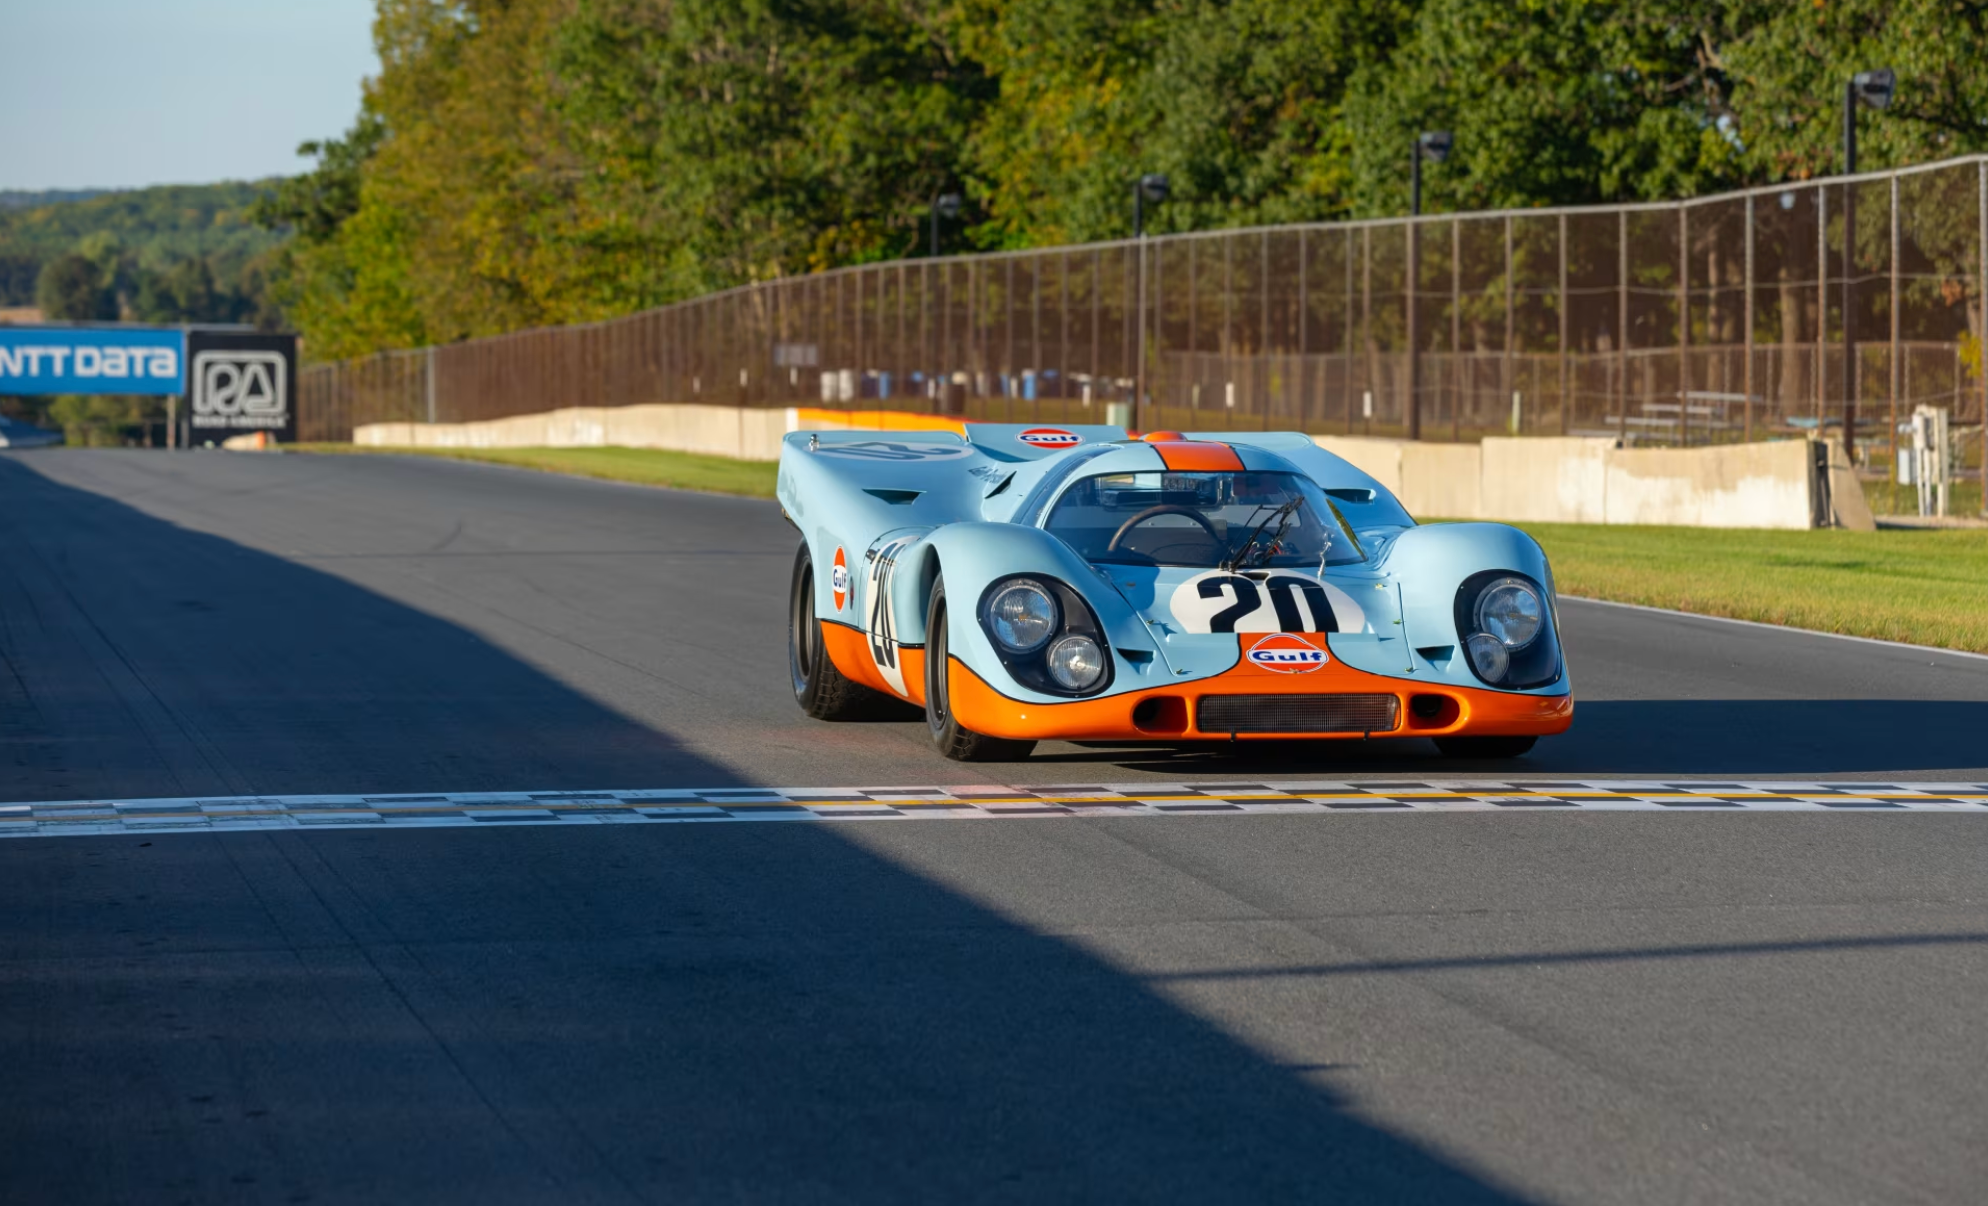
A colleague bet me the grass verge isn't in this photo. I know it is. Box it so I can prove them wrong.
[295,443,1986,653]
[292,443,778,498]
[1504,521,1988,654]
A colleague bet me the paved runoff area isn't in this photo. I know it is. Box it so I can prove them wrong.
[8,780,1988,838]
[4,449,1988,1205]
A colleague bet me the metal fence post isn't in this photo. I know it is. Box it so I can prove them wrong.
[1558,213,1569,434]
[1450,217,1462,441]
[424,345,436,424]
[1744,192,1756,443]
[1406,218,1421,439]
[1678,206,1690,446]
[1890,173,1902,476]
[1503,215,1515,434]
[1617,210,1629,441]
[1817,184,1828,430]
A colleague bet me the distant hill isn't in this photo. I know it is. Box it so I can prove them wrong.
[0,189,110,210]
[0,181,289,307]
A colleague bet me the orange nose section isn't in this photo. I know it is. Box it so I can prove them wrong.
[1142,431,1185,442]
[1147,440,1244,471]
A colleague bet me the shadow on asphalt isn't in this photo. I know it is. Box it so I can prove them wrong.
[1030,699,1988,778]
[0,456,726,801]
[0,456,1535,1203]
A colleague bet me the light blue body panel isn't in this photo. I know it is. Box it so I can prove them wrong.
[776,424,1570,707]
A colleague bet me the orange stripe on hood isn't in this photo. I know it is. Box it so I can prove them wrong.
[1147,440,1244,471]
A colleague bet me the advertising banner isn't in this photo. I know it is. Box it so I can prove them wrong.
[0,326,185,395]
[186,330,297,442]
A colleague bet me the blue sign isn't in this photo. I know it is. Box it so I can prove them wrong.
[0,326,186,395]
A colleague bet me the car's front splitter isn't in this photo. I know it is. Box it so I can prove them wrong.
[944,653,1572,743]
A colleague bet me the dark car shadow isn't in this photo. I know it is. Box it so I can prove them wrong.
[0,454,1537,1205]
[1035,699,1988,778]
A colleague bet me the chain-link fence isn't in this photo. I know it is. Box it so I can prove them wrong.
[301,155,1988,486]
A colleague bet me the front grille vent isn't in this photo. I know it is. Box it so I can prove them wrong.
[1196,693,1399,735]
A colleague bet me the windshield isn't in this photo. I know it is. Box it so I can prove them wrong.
[1044,471,1365,568]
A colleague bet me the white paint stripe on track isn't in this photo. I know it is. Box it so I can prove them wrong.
[5,780,1986,839]
[1560,595,1988,663]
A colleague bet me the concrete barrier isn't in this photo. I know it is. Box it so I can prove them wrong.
[354,404,969,461]
[352,403,1870,529]
[1316,433,1871,529]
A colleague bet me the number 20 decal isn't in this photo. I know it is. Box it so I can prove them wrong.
[1167,572,1366,635]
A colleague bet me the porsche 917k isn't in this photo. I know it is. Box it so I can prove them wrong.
[776,424,1572,761]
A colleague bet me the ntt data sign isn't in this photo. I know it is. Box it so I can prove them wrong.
[0,326,184,394]
[0,325,298,441]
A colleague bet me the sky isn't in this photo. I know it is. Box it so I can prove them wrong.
[0,0,379,191]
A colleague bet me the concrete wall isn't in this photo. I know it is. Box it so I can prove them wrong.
[1317,433,1872,530]
[355,404,968,461]
[353,403,1870,530]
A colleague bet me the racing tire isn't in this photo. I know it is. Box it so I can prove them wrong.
[790,543,902,721]
[1433,735,1538,760]
[925,576,1037,762]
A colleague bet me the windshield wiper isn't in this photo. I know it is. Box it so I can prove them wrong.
[1223,497,1303,571]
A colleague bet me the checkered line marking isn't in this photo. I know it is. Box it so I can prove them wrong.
[2,781,1984,839]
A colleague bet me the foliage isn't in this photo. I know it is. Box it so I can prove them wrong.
[260,0,1988,360]
[0,181,287,323]
[46,394,162,447]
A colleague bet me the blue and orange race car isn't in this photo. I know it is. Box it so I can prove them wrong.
[777,424,1572,762]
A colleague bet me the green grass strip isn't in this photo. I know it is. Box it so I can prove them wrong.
[293,444,779,498]
[1503,521,1988,654]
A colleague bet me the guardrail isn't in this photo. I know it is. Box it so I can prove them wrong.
[301,155,1988,483]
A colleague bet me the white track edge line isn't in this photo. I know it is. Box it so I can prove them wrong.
[1559,595,1988,663]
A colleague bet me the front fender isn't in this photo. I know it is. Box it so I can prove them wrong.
[1375,522,1569,694]
[918,523,1169,704]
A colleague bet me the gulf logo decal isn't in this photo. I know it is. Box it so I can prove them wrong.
[1246,633,1329,673]
[1018,427,1083,448]
[830,547,849,611]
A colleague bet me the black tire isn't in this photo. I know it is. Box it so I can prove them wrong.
[925,576,1037,762]
[790,543,900,721]
[1433,735,1538,760]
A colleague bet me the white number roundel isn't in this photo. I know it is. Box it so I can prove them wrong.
[1167,571,1366,634]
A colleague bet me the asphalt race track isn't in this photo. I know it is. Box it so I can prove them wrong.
[3,449,1986,1204]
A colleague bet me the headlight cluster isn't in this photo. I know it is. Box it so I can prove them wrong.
[979,577,1113,695]
[1453,571,1560,690]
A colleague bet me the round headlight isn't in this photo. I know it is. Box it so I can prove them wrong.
[986,580,1058,652]
[1475,577,1543,649]
[1466,632,1510,683]
[1046,635,1106,691]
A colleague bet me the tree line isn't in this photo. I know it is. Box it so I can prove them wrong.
[0,182,286,327]
[191,1,1988,363]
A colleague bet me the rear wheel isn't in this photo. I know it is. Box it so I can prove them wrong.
[1434,735,1538,760]
[790,543,899,720]
[925,577,1036,762]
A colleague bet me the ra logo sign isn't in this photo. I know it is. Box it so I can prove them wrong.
[191,351,287,427]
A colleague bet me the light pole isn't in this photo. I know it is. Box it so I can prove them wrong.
[1407,132,1451,439]
[1133,173,1169,431]
[1410,130,1451,218]
[1841,69,1894,463]
[930,192,962,259]
[1133,173,1169,238]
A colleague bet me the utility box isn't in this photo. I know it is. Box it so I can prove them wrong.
[1897,406,1951,517]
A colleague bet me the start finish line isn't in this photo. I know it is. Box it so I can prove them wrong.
[0,324,298,442]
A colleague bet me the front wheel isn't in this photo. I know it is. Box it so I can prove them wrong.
[925,576,1036,762]
[1433,735,1537,760]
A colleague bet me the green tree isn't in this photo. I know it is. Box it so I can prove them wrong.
[36,252,115,320]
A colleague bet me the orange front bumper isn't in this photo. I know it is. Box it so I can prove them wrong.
[942,636,1573,743]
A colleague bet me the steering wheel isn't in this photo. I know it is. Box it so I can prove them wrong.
[1107,504,1224,553]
